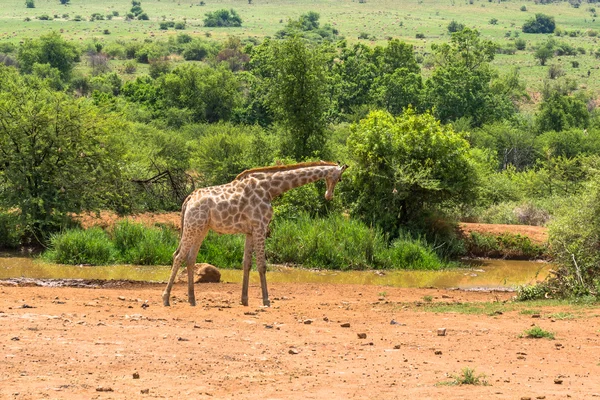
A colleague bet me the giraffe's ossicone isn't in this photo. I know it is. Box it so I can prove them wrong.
[162,161,348,307]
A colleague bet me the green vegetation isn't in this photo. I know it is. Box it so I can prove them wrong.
[43,218,450,270]
[522,325,555,339]
[204,9,242,27]
[464,232,546,259]
[0,0,598,294]
[439,367,488,386]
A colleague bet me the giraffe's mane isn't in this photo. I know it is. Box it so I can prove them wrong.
[234,161,337,181]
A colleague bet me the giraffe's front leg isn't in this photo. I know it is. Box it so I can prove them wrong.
[241,234,253,306]
[253,233,270,307]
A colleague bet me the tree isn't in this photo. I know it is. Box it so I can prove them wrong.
[522,13,556,34]
[59,0,70,5]
[160,63,241,123]
[347,109,477,234]
[536,91,589,133]
[447,20,465,33]
[425,28,521,127]
[0,66,125,242]
[25,0,35,8]
[534,44,554,66]
[374,68,423,115]
[251,36,331,160]
[17,31,79,80]
[203,9,242,27]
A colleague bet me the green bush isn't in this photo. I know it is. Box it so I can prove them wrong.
[111,221,178,265]
[267,213,386,270]
[0,211,22,249]
[464,231,546,259]
[267,214,447,270]
[43,227,116,265]
[197,231,245,268]
[547,176,600,297]
[381,236,444,270]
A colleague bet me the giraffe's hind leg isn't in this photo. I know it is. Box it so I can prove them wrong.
[241,234,253,306]
[186,240,203,306]
[162,227,206,307]
[163,247,185,307]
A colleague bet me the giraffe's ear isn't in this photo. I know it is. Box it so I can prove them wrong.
[341,164,349,172]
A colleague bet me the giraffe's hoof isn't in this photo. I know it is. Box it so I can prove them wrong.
[263,299,271,307]
[241,298,249,307]
[162,294,170,307]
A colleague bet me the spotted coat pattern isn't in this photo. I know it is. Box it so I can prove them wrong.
[162,161,348,307]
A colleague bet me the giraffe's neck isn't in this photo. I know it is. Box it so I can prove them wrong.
[262,166,334,199]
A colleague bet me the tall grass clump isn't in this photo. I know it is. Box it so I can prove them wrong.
[111,221,178,265]
[196,231,245,268]
[43,227,115,265]
[267,213,386,270]
[380,235,445,270]
[267,213,447,270]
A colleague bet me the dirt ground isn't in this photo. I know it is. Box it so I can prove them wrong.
[1,281,599,400]
[458,223,548,245]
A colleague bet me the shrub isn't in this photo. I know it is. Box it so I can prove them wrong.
[547,177,600,297]
[196,231,245,268]
[515,38,526,50]
[0,211,22,249]
[267,213,387,270]
[522,13,556,34]
[267,214,447,270]
[548,64,565,79]
[37,14,51,20]
[124,60,137,74]
[522,326,555,339]
[175,22,186,30]
[26,0,35,8]
[520,5,527,11]
[43,227,116,265]
[464,231,546,259]
[204,9,242,27]
[516,283,548,301]
[447,20,465,33]
[416,33,425,38]
[137,12,149,20]
[111,221,178,265]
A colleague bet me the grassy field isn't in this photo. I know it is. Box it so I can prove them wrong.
[1,0,599,92]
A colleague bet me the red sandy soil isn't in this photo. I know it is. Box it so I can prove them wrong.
[459,222,548,245]
[1,281,598,400]
[77,211,549,245]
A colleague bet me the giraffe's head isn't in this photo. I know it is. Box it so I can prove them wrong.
[324,164,348,201]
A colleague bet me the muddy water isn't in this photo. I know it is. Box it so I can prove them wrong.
[0,254,550,290]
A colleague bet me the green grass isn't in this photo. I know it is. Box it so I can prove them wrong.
[2,0,600,92]
[414,298,598,315]
[267,213,449,270]
[522,325,555,339]
[438,367,489,386]
[43,227,116,265]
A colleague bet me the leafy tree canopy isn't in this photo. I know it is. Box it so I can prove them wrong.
[204,9,242,27]
[17,31,79,80]
[0,66,126,242]
[347,109,477,234]
[522,13,556,34]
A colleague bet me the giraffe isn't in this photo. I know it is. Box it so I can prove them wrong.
[162,161,348,307]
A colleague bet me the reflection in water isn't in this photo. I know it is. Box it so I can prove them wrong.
[0,256,550,289]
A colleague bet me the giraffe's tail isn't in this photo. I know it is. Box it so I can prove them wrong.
[173,195,191,259]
